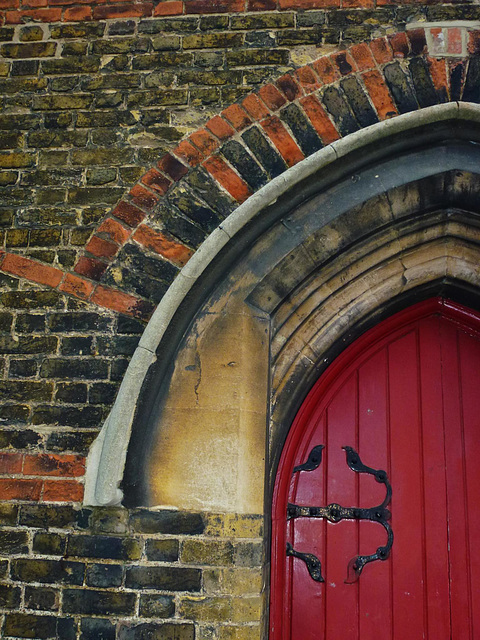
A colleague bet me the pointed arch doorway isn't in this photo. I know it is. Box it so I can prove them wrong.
[271,298,480,640]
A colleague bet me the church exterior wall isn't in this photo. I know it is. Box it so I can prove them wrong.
[1,2,480,638]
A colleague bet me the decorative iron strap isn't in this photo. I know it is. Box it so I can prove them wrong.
[286,445,393,584]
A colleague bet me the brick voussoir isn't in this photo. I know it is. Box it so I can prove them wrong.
[202,154,252,203]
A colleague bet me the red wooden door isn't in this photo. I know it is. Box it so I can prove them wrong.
[271,299,480,640]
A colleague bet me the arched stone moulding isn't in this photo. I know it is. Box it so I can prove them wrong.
[84,101,480,509]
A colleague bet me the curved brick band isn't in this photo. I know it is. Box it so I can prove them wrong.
[1,27,479,320]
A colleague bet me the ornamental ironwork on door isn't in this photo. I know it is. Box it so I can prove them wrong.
[286,445,393,584]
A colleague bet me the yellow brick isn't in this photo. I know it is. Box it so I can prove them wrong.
[181,539,234,566]
[180,596,232,623]
[230,597,263,624]
[222,568,263,597]
[205,514,263,538]
[218,625,262,640]
[203,568,223,594]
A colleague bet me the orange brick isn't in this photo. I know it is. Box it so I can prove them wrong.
[112,200,145,227]
[97,218,131,245]
[189,128,219,155]
[24,454,85,478]
[276,73,302,100]
[59,273,94,300]
[222,104,252,131]
[427,57,449,101]
[248,0,275,7]
[91,285,153,319]
[64,5,92,20]
[157,153,189,180]
[185,0,245,14]
[0,253,63,288]
[129,183,160,211]
[153,0,183,15]
[0,453,23,475]
[42,479,84,502]
[369,37,393,65]
[174,139,204,166]
[468,30,480,55]
[74,256,108,281]
[203,155,252,203]
[342,0,373,7]
[260,116,304,167]
[279,0,339,7]
[242,94,270,120]
[330,50,355,76]
[133,225,193,267]
[258,83,286,111]
[206,115,236,141]
[85,236,119,260]
[21,0,47,8]
[0,478,42,501]
[299,95,340,145]
[294,66,321,93]
[349,42,375,72]
[447,27,463,55]
[5,7,61,21]
[311,56,339,84]
[388,32,409,58]
[141,168,172,195]
[407,28,427,56]
[361,69,398,120]
[93,2,153,20]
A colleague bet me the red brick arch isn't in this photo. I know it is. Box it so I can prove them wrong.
[0,26,478,319]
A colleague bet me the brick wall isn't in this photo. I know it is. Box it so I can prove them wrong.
[0,505,264,639]
[0,0,464,26]
[1,2,479,638]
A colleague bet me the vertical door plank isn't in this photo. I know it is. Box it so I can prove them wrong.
[388,328,426,639]
[441,320,473,640]
[357,347,393,638]
[324,375,359,639]
[289,413,326,640]
[418,317,451,637]
[458,328,480,638]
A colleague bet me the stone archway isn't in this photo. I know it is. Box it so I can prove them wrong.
[84,103,480,511]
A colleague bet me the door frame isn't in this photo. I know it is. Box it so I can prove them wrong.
[269,296,480,640]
